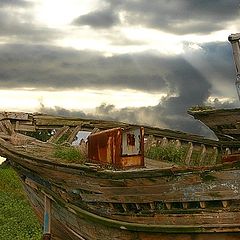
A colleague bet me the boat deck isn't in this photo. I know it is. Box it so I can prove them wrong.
[12,140,176,170]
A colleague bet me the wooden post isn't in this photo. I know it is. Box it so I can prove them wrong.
[182,202,188,209]
[185,142,193,165]
[199,144,206,165]
[212,147,218,165]
[222,200,229,208]
[43,195,51,240]
[200,201,206,209]
[165,203,172,210]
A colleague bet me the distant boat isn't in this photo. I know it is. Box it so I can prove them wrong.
[0,111,240,240]
[189,107,240,141]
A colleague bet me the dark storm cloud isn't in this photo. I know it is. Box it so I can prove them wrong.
[1,41,238,137]
[73,8,120,28]
[30,43,216,137]
[184,42,237,98]
[0,43,215,96]
[0,44,170,91]
[74,0,239,34]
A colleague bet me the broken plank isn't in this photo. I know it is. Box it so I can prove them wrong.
[48,126,70,143]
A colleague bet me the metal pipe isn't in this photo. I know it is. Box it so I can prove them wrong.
[42,195,51,240]
[229,33,240,100]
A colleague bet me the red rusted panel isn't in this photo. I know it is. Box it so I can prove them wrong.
[222,154,240,163]
[88,128,122,165]
[88,127,144,168]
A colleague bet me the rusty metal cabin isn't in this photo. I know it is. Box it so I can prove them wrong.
[88,127,144,168]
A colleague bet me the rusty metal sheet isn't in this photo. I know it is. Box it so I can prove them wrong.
[88,128,122,165]
[88,127,144,168]
[222,154,240,163]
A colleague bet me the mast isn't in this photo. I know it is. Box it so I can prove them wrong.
[229,33,240,99]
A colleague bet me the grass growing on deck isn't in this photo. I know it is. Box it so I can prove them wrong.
[145,143,185,165]
[54,146,86,163]
[0,163,41,240]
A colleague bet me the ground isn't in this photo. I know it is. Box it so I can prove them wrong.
[0,163,42,240]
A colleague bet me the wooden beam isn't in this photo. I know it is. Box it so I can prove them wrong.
[66,125,82,144]
[2,120,14,135]
[47,126,70,143]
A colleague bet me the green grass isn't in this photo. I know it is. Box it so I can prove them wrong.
[145,144,185,164]
[0,163,41,240]
[54,146,86,163]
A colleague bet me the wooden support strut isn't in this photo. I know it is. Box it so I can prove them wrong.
[42,195,51,240]
[185,142,193,165]
[199,144,206,165]
[212,147,218,165]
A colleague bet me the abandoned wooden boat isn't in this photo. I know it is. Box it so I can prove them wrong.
[1,111,240,240]
[189,107,240,141]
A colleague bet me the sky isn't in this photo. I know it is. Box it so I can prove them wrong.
[0,0,240,138]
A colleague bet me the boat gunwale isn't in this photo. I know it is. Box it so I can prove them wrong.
[2,137,240,180]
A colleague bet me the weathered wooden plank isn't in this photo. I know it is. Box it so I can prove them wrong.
[111,210,240,226]
[161,137,168,147]
[0,122,9,134]
[66,125,82,144]
[199,144,206,165]
[0,112,29,121]
[222,200,229,208]
[185,142,193,165]
[200,201,206,209]
[15,121,36,132]
[212,147,218,165]
[175,140,181,148]
[80,188,240,203]
[48,126,70,143]
[222,129,240,135]
[0,132,11,140]
[2,120,15,134]
[182,202,189,209]
[0,120,15,135]
[165,203,171,210]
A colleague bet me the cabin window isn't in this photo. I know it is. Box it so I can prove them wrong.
[122,128,141,156]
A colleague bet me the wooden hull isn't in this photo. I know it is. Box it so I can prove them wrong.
[8,152,240,239]
[22,182,240,240]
